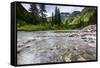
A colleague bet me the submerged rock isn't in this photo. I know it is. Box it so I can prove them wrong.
[63,56,71,62]
[78,55,86,61]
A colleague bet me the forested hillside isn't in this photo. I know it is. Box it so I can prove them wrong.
[64,7,97,29]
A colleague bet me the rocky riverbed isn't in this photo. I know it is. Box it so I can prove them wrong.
[17,31,96,65]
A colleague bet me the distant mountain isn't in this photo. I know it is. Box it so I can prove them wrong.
[60,12,70,22]
[47,12,70,23]
[47,16,52,22]
[71,11,80,16]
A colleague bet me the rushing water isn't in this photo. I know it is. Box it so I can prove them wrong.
[17,31,96,65]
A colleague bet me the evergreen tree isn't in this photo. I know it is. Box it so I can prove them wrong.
[51,12,54,25]
[55,6,58,25]
[57,8,61,25]
[29,4,39,25]
[39,4,47,24]
[54,6,61,25]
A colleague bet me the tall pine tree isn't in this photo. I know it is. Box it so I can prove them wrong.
[54,6,61,25]
[55,6,58,25]
[29,4,39,25]
[39,4,47,24]
[51,12,54,25]
[57,8,61,25]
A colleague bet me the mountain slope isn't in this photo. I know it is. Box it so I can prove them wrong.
[64,7,97,29]
[64,11,80,25]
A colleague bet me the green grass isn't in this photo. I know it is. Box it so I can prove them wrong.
[17,25,45,31]
[17,22,92,31]
[17,24,71,31]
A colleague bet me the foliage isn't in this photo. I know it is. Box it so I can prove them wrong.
[64,7,97,29]
[16,3,97,31]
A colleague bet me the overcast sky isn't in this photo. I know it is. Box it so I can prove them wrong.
[21,3,85,17]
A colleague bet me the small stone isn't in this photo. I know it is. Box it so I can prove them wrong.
[32,39,36,41]
[84,40,88,42]
[63,56,71,62]
[26,46,30,48]
[69,34,78,37]
[81,37,87,39]
[88,37,93,40]
[78,55,86,61]
[50,49,53,50]
[90,41,95,43]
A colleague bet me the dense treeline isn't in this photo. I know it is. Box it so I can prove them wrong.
[16,2,97,31]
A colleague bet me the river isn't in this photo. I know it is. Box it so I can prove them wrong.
[17,31,96,65]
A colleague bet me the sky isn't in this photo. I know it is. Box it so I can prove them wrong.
[21,3,85,17]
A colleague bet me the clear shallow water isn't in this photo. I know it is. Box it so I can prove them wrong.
[17,31,96,65]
